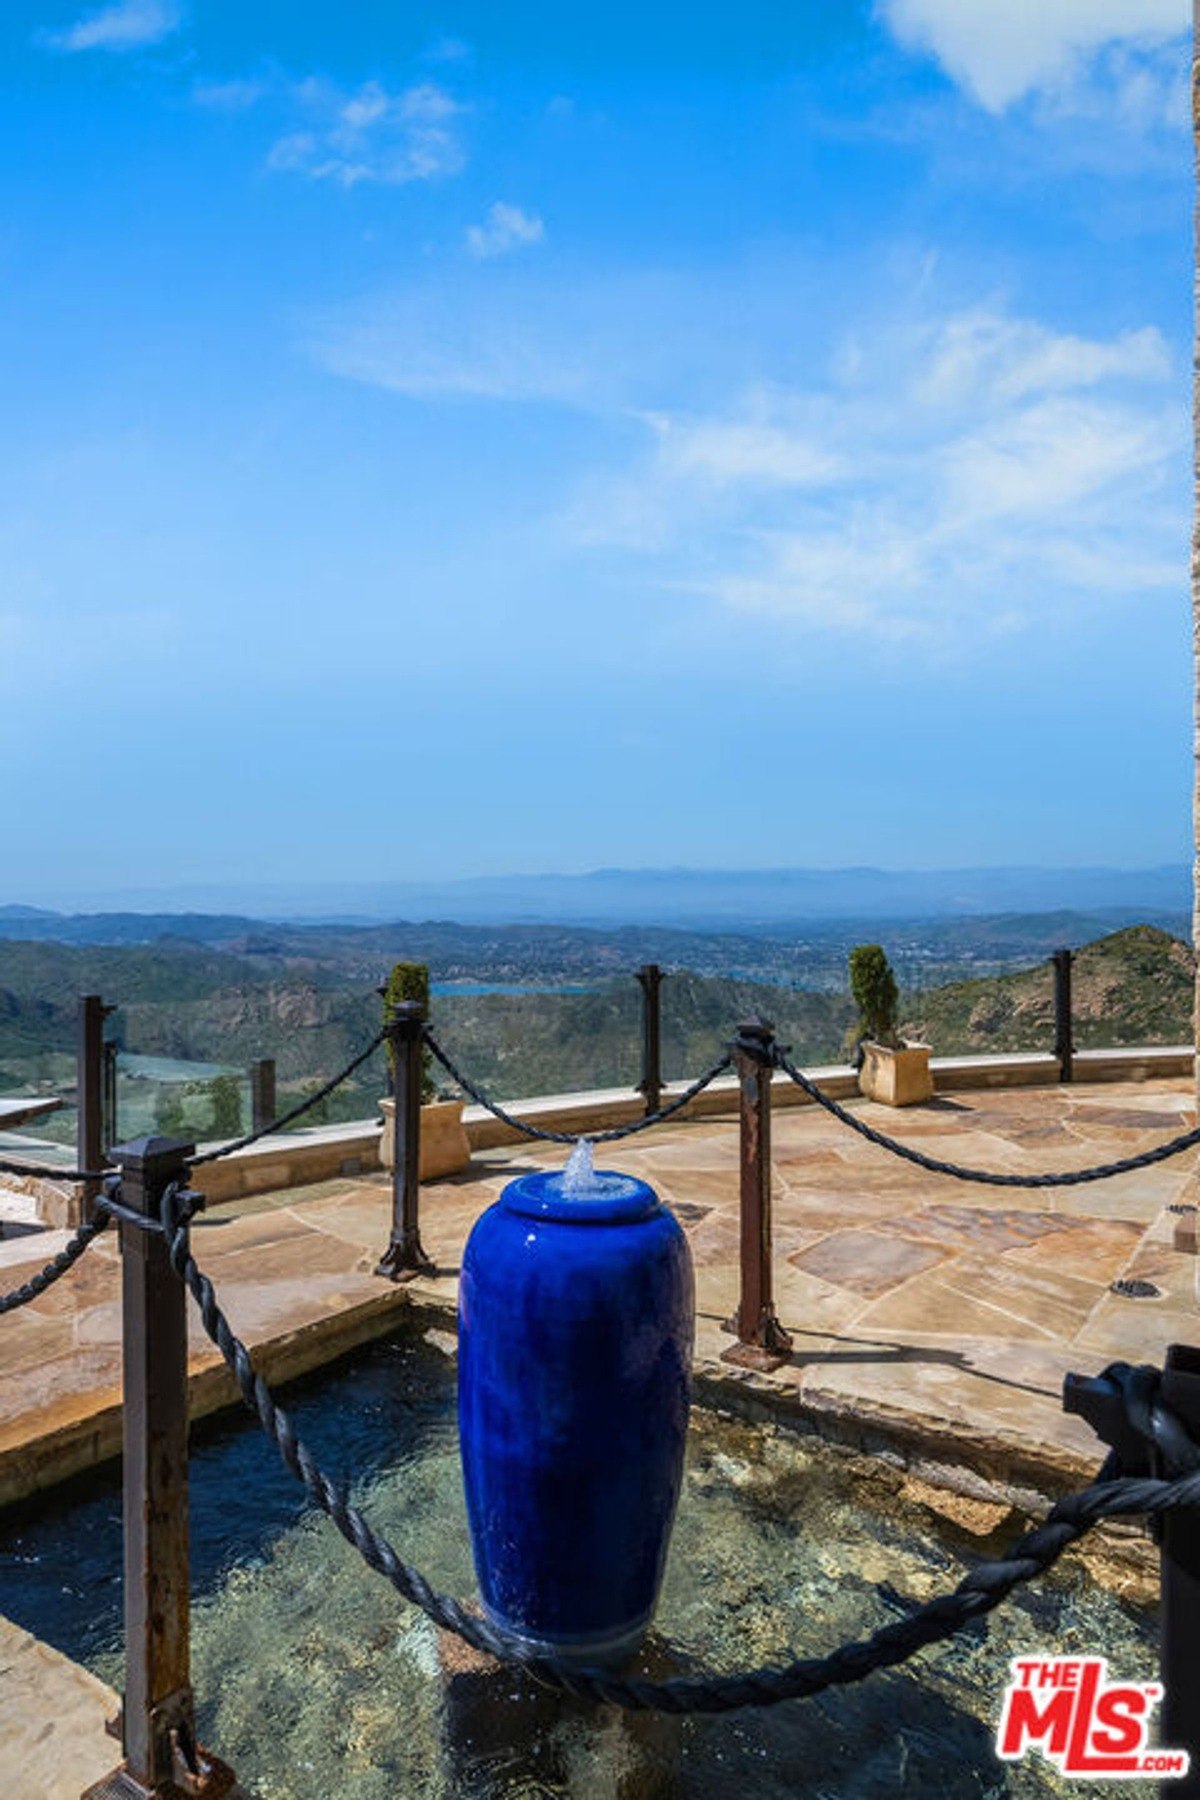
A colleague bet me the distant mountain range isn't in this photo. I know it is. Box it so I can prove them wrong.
[1,861,1192,930]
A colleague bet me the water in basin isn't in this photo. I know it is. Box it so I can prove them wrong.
[0,1323,1155,1798]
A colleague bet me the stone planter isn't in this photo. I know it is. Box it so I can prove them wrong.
[858,1042,933,1107]
[379,1098,471,1181]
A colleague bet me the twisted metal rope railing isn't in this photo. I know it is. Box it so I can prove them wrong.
[0,1208,112,1313]
[160,1178,1200,1715]
[7,1014,1195,1196]
[424,1029,732,1144]
[0,1154,113,1182]
[773,1049,1200,1188]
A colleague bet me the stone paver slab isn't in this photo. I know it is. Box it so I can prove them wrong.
[788,1229,947,1298]
[0,1617,118,1800]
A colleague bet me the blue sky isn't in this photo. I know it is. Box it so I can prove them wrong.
[1,0,1192,905]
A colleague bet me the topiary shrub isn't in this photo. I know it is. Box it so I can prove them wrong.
[848,944,903,1051]
[383,961,437,1102]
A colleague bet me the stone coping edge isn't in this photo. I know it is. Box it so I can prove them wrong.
[0,1282,413,1511]
[399,1293,1099,1510]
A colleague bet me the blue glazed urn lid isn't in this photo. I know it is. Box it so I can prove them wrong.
[500,1141,660,1225]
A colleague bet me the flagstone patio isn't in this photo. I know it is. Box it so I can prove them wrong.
[0,1077,1196,1509]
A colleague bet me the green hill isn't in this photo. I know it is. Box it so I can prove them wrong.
[0,925,1193,1131]
[435,973,855,1098]
[904,925,1194,1055]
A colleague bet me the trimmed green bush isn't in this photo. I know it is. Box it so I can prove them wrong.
[383,961,437,1102]
[848,944,903,1049]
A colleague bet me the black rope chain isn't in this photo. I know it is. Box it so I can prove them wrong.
[0,1154,113,1182]
[160,1179,1200,1715]
[0,1035,384,1297]
[0,1212,110,1312]
[425,1024,1200,1182]
[0,1032,389,1187]
[423,1030,733,1144]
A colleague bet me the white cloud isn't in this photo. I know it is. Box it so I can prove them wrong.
[915,311,1169,406]
[878,0,1187,110]
[310,265,1184,649]
[465,202,545,259]
[308,269,690,407]
[314,295,592,404]
[42,0,182,52]
[575,308,1182,646]
[308,264,798,413]
[1035,38,1189,133]
[643,410,845,489]
[267,79,465,187]
[941,394,1166,523]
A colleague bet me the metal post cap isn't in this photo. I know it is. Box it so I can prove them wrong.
[107,1135,196,1168]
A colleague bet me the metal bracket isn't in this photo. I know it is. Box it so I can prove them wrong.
[721,1304,794,1371]
[729,1018,789,1066]
[84,1689,239,1799]
[102,1186,206,1244]
[81,1743,241,1800]
[1063,1369,1154,1476]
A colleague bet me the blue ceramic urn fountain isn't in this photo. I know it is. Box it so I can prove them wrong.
[457,1142,694,1662]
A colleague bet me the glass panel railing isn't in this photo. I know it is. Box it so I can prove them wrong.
[659,970,855,1081]
[111,1052,250,1145]
[429,983,635,1102]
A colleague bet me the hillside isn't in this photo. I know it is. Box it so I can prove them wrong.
[905,926,1194,1055]
[0,940,855,1109]
[0,925,1193,1139]
[0,903,1190,991]
[0,940,357,1080]
[436,975,855,1098]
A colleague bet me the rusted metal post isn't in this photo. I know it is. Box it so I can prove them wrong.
[722,1018,793,1371]
[77,994,115,1220]
[1052,948,1074,1082]
[635,963,664,1117]
[375,1001,433,1281]
[83,1137,238,1800]
[249,1057,276,1135]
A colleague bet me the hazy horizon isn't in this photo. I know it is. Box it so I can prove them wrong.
[2,857,1190,928]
